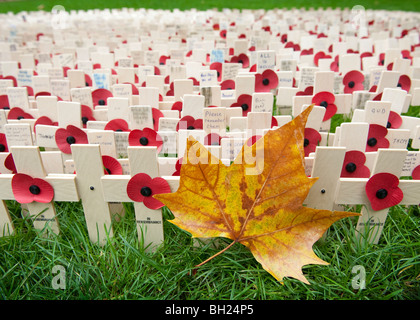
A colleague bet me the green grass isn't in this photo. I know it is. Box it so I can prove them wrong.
[0,0,419,13]
[1,199,419,300]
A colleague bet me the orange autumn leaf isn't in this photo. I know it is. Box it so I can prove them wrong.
[155,106,359,284]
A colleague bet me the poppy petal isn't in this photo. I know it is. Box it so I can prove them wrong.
[104,119,130,132]
[411,165,420,180]
[387,111,402,129]
[32,178,55,203]
[102,155,123,175]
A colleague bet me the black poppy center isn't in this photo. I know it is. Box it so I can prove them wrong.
[238,59,243,64]
[381,59,385,65]
[217,71,220,78]
[262,78,270,86]
[375,188,388,199]
[98,99,105,105]
[320,101,328,108]
[105,167,112,174]
[82,116,89,125]
[345,162,357,173]
[139,137,149,145]
[241,103,249,111]
[386,121,391,129]
[0,144,5,152]
[116,129,123,132]
[397,83,402,88]
[367,137,377,147]
[348,81,355,88]
[66,136,76,144]
[29,184,41,195]
[3,106,9,110]
[17,116,24,120]
[85,82,90,86]
[140,186,152,197]
[187,125,195,130]
[303,138,309,147]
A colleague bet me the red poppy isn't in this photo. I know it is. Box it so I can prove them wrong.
[296,86,314,96]
[230,53,250,68]
[304,128,321,157]
[411,165,420,180]
[314,51,331,67]
[386,111,402,129]
[366,124,389,152]
[7,107,34,120]
[284,41,300,51]
[152,108,164,131]
[0,133,8,152]
[0,75,17,87]
[397,75,411,92]
[55,125,89,154]
[311,91,337,121]
[171,101,183,113]
[280,34,288,43]
[104,119,130,132]
[204,133,222,146]
[220,79,235,90]
[128,128,163,153]
[365,172,403,211]
[4,153,16,173]
[300,48,314,56]
[219,29,227,39]
[255,69,278,92]
[188,77,200,86]
[401,50,413,64]
[176,116,203,131]
[11,173,54,204]
[34,116,58,133]
[92,88,113,106]
[126,173,171,209]
[0,95,10,109]
[172,157,183,176]
[246,135,262,147]
[271,116,278,128]
[81,105,95,128]
[123,82,139,95]
[85,74,92,87]
[210,62,222,82]
[159,55,170,65]
[249,64,257,72]
[343,70,365,94]
[330,56,339,72]
[340,150,370,178]
[102,155,123,175]
[230,94,252,116]
[378,53,385,66]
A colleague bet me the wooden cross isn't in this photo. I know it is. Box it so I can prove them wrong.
[0,146,79,236]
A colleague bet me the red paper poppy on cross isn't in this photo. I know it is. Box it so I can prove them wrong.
[152,108,164,131]
[343,70,365,94]
[4,153,16,173]
[171,101,183,114]
[246,135,262,147]
[230,53,250,68]
[104,119,131,132]
[172,157,183,176]
[366,124,389,152]
[0,133,8,152]
[340,150,371,178]
[81,105,96,128]
[210,62,222,82]
[314,51,331,67]
[204,133,222,146]
[102,155,123,175]
[0,95,10,110]
[55,125,89,154]
[397,75,411,92]
[311,91,337,121]
[92,88,113,106]
[34,116,58,133]
[386,111,403,129]
[220,79,235,90]
[176,116,203,131]
[7,107,34,120]
[11,173,54,204]
[303,128,321,157]
[219,29,227,39]
[255,69,278,92]
[365,172,403,211]
[126,173,171,209]
[128,128,163,153]
[330,56,339,72]
[230,94,252,116]
[411,165,420,180]
[296,86,314,96]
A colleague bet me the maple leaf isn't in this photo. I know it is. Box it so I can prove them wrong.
[155,106,359,284]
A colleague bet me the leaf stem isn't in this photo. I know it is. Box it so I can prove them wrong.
[195,240,237,268]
